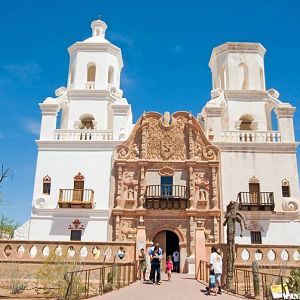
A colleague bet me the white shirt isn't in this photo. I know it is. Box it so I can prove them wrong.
[172,251,179,262]
[210,252,222,274]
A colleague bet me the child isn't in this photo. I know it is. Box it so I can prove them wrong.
[139,248,147,281]
[208,269,217,295]
[166,255,173,281]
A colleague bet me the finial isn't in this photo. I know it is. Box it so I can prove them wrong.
[91,19,107,38]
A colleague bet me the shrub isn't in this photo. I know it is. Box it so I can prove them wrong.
[37,251,85,300]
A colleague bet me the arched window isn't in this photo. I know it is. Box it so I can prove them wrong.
[282,179,291,197]
[108,66,114,85]
[43,175,51,195]
[80,114,95,130]
[238,62,249,90]
[87,64,96,82]
[239,114,254,130]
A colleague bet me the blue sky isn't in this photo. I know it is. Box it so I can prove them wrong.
[1,0,300,224]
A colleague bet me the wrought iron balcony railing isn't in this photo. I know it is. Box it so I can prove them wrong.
[237,192,275,211]
[145,185,189,210]
[58,189,94,208]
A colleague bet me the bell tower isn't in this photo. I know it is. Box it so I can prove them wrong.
[209,42,266,91]
[67,19,122,91]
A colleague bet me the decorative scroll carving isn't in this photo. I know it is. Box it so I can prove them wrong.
[115,112,220,163]
[120,219,137,241]
[115,166,123,208]
[282,198,299,212]
[123,171,139,201]
[158,166,175,176]
[203,146,218,161]
[194,133,204,159]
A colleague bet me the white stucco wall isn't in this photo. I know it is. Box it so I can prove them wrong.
[32,148,114,210]
[219,150,300,210]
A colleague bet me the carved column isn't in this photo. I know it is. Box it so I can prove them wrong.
[115,215,120,240]
[188,166,195,208]
[138,165,147,208]
[141,114,147,159]
[211,166,218,209]
[213,216,219,243]
[189,216,195,255]
[188,124,194,159]
[116,165,123,208]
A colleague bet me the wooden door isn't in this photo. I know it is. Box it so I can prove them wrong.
[73,180,84,202]
[153,231,166,271]
[249,182,260,204]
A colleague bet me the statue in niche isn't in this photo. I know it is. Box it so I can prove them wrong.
[123,171,138,201]
[194,172,210,203]
[223,201,247,291]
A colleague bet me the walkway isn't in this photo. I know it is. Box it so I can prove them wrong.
[91,273,242,300]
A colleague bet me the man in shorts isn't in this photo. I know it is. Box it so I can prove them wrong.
[210,247,223,294]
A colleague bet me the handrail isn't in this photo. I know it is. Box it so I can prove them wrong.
[196,259,292,300]
[237,192,275,211]
[65,260,139,299]
[145,185,189,199]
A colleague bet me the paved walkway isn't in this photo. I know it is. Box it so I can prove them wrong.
[91,273,243,300]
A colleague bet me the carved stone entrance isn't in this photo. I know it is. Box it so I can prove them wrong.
[111,111,222,273]
[153,230,180,272]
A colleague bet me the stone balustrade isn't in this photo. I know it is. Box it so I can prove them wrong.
[0,241,135,264]
[220,130,281,143]
[54,129,113,141]
[234,244,300,267]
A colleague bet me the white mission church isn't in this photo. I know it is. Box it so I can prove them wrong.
[14,19,300,250]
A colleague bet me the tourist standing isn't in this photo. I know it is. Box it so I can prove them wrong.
[210,246,223,294]
[172,249,180,272]
[139,248,147,281]
[150,247,161,284]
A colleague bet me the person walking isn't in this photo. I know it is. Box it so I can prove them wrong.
[150,247,162,284]
[166,255,173,281]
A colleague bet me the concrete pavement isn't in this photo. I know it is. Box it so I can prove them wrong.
[90,273,243,300]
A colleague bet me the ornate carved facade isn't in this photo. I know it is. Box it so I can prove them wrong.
[110,111,222,268]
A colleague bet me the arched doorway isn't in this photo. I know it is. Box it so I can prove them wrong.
[153,230,180,272]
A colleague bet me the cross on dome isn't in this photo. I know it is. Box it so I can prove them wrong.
[91,19,107,39]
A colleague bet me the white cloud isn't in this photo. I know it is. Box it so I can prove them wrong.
[20,118,40,136]
[2,62,40,82]
[110,32,134,48]
[171,45,183,54]
[122,75,137,89]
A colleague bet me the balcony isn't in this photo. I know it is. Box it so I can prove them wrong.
[54,130,113,141]
[221,131,281,143]
[237,192,275,211]
[145,185,189,210]
[58,189,94,208]
[85,81,95,89]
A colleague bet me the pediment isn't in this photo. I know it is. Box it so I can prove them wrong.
[115,111,219,162]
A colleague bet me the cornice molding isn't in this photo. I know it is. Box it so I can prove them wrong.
[31,208,110,218]
[214,142,299,153]
[36,140,121,151]
[68,42,123,67]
